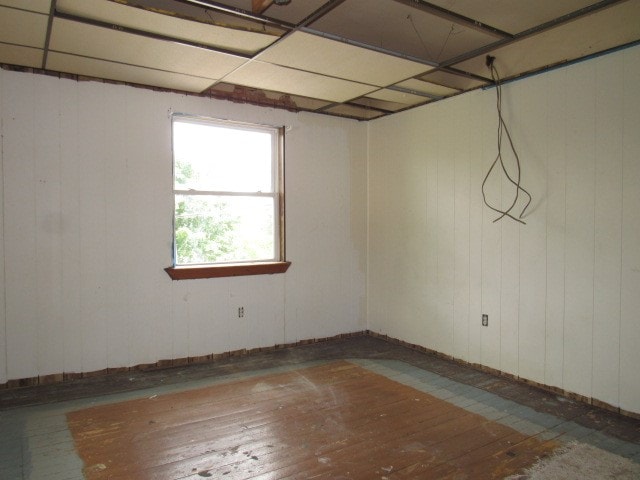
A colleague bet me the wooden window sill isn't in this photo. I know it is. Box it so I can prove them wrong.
[165,261,291,280]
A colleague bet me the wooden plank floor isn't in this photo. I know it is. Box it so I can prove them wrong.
[67,361,559,479]
[2,337,640,479]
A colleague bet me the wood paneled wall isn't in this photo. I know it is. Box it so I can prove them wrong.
[368,45,640,414]
[0,69,368,384]
[1,45,637,416]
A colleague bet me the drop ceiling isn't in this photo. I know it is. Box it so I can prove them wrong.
[1,0,639,120]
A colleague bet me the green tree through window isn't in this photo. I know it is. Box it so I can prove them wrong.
[174,161,238,264]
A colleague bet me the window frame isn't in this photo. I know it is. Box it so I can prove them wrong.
[165,114,290,280]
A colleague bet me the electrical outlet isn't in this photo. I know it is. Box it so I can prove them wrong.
[482,314,488,326]
[238,307,244,318]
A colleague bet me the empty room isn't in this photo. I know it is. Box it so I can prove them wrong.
[1,0,639,478]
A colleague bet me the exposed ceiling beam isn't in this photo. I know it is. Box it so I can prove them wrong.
[252,0,273,15]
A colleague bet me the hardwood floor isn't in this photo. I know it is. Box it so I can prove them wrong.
[1,336,639,479]
[67,361,558,479]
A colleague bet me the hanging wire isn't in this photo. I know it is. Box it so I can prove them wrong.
[407,14,434,59]
[481,57,532,224]
[436,24,459,62]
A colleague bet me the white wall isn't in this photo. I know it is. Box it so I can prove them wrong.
[368,45,640,414]
[1,46,637,416]
[0,69,368,383]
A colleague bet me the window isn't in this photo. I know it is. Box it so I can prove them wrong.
[165,115,289,280]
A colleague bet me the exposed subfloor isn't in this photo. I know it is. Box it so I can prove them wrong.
[1,335,639,479]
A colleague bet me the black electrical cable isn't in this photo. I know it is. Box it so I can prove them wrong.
[481,59,532,224]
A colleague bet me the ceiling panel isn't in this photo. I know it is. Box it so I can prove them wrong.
[324,104,386,120]
[453,1,640,79]
[257,31,433,87]
[1,0,638,121]
[116,0,285,36]
[56,0,278,55]
[222,60,378,102]
[351,97,409,112]
[0,0,50,14]
[418,70,489,91]
[426,0,598,35]
[366,88,430,106]
[395,78,459,97]
[0,6,48,48]
[49,18,247,82]
[0,43,43,68]
[46,52,215,92]
[310,0,498,63]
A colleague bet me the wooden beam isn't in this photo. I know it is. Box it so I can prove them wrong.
[252,0,273,14]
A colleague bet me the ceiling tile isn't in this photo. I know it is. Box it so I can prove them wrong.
[419,70,489,91]
[2,0,638,122]
[395,78,459,97]
[46,52,215,92]
[0,6,48,48]
[426,0,597,35]
[56,0,279,55]
[351,97,409,112]
[257,31,433,87]
[0,43,43,68]
[366,88,430,106]
[0,0,50,14]
[222,60,378,103]
[453,1,640,79]
[310,0,498,63]
[49,18,247,82]
[324,104,386,120]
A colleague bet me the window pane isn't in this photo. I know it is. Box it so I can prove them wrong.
[175,194,275,265]
[173,120,273,193]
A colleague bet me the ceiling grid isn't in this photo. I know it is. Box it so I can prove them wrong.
[0,0,637,120]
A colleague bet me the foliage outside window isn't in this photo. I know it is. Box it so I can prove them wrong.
[171,115,284,268]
